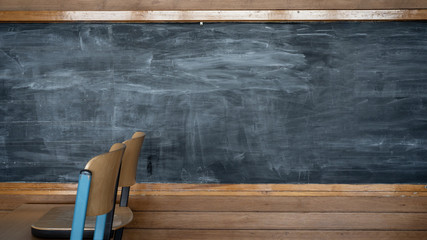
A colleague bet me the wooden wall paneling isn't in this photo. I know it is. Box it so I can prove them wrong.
[1,0,427,11]
[0,194,75,211]
[129,212,427,230]
[122,229,427,240]
[1,183,427,239]
[128,196,427,213]
[1,183,427,211]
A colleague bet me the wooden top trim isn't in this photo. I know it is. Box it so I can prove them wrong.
[1,10,427,22]
[1,0,427,11]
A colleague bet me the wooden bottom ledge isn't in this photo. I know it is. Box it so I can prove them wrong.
[2,182,427,193]
[0,10,427,22]
[122,229,427,240]
[1,183,427,211]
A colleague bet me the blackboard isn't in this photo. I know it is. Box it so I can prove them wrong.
[1,22,427,183]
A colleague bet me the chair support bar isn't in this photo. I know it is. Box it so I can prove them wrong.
[94,214,107,240]
[120,187,130,207]
[113,186,131,240]
[70,170,92,240]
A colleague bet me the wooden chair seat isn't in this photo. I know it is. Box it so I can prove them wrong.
[31,205,133,238]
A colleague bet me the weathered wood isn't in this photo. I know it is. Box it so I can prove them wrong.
[1,183,427,211]
[130,212,427,230]
[0,210,11,218]
[1,0,427,11]
[83,143,125,216]
[0,194,75,211]
[0,204,62,240]
[119,132,145,187]
[3,182,426,192]
[123,229,427,240]
[129,196,427,213]
[130,183,427,192]
[31,205,133,231]
[122,229,427,240]
[1,10,427,22]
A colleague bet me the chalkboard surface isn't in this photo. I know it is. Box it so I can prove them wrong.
[1,22,427,183]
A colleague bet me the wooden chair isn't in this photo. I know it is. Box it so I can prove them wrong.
[113,132,145,240]
[31,143,126,239]
[31,132,145,239]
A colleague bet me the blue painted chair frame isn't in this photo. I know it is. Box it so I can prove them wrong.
[70,143,125,240]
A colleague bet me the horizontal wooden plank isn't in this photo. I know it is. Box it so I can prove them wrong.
[129,196,427,213]
[130,183,427,192]
[122,229,427,240]
[2,182,426,193]
[1,183,427,201]
[129,191,427,197]
[130,212,427,230]
[1,0,427,11]
[0,193,75,210]
[2,193,427,212]
[0,182,77,191]
[1,10,427,22]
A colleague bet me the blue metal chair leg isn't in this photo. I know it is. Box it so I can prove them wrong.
[70,170,92,240]
[94,213,108,240]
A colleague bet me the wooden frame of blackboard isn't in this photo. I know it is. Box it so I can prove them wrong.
[1,0,427,11]
[0,10,427,22]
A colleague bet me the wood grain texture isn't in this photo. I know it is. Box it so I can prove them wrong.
[3,182,426,192]
[1,10,427,22]
[0,210,11,218]
[85,143,125,216]
[130,212,427,230]
[31,205,133,230]
[1,183,427,202]
[129,196,427,213]
[122,229,427,240]
[1,0,427,11]
[130,183,427,192]
[0,194,75,210]
[119,132,145,187]
[0,204,63,240]
[129,183,427,196]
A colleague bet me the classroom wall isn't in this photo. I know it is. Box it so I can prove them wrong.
[1,22,427,183]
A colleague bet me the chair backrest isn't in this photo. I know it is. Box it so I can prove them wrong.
[84,143,125,216]
[118,132,145,188]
